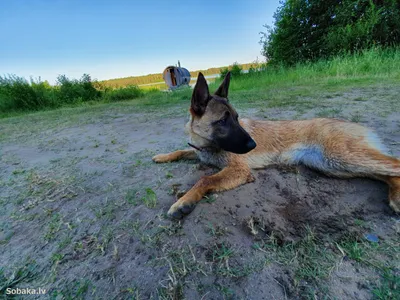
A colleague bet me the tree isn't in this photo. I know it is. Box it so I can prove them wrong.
[260,0,400,65]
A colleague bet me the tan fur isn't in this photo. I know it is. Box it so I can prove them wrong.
[152,74,400,218]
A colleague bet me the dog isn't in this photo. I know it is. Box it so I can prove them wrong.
[152,72,400,219]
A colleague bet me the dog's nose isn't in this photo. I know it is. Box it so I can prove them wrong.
[246,139,257,150]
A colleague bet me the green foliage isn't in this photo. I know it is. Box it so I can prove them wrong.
[0,74,143,113]
[104,85,143,102]
[219,62,244,78]
[0,75,54,111]
[56,74,101,104]
[261,0,400,65]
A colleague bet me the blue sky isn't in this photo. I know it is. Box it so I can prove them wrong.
[0,0,281,83]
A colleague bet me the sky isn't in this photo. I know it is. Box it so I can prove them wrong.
[0,0,281,83]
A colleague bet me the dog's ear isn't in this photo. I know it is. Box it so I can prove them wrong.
[214,71,231,99]
[191,72,210,116]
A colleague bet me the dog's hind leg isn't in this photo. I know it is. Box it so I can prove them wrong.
[387,177,400,212]
[329,146,400,212]
[373,176,400,213]
[167,164,254,219]
[152,149,197,163]
[290,141,400,212]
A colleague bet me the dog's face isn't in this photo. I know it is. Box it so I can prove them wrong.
[188,72,256,154]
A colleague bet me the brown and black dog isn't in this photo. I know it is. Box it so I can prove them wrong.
[153,72,400,219]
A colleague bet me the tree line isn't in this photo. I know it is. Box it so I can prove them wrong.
[261,0,400,65]
[100,63,257,88]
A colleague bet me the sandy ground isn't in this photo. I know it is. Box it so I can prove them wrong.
[0,85,399,299]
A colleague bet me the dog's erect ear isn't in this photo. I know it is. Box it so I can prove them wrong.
[191,72,210,116]
[214,71,231,99]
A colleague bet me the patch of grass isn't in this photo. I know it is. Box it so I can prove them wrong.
[97,228,115,255]
[353,96,367,101]
[372,269,400,300]
[141,188,157,208]
[12,169,25,175]
[0,261,40,295]
[44,213,63,241]
[125,188,140,205]
[200,195,216,204]
[315,107,342,118]
[350,111,363,123]
[50,279,92,300]
[121,220,141,235]
[206,222,228,237]
[118,286,142,300]
[155,246,206,300]
[215,284,235,299]
[338,238,365,262]
[103,85,143,102]
[205,242,254,278]
[58,235,72,251]
[254,228,336,291]
[93,198,118,220]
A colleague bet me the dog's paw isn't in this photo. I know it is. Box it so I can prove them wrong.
[152,154,170,163]
[167,202,196,219]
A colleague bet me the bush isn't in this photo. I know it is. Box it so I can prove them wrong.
[56,74,101,104]
[0,74,107,113]
[0,75,54,111]
[219,62,243,78]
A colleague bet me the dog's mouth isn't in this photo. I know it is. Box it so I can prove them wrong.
[189,125,256,154]
[219,137,257,154]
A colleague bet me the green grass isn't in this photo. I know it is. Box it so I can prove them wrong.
[141,188,157,208]
[0,261,40,296]
[251,228,400,298]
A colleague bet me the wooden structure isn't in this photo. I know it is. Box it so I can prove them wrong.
[163,61,191,90]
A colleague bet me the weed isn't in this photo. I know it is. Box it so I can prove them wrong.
[200,195,216,204]
[206,222,227,237]
[125,188,140,205]
[44,213,63,241]
[50,279,92,299]
[372,269,400,300]
[141,188,157,208]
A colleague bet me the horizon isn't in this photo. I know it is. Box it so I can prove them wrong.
[0,0,281,84]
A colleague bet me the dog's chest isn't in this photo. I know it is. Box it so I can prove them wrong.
[196,150,229,168]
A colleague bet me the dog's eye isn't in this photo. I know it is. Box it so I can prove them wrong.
[217,118,226,126]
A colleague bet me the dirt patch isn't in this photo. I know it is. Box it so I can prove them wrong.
[0,86,399,299]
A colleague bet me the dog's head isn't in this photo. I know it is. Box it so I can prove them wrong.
[188,72,256,154]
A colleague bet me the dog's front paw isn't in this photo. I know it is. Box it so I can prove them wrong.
[152,154,170,163]
[167,201,196,219]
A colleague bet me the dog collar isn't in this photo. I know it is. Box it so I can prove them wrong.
[187,142,220,152]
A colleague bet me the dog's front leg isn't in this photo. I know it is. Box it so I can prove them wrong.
[152,149,197,163]
[168,165,254,219]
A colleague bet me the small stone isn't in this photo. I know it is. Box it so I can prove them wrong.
[364,233,379,243]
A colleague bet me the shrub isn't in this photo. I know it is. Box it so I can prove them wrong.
[56,74,101,104]
[219,62,243,78]
[0,75,53,111]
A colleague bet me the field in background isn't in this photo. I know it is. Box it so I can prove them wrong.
[100,62,257,88]
[1,48,399,299]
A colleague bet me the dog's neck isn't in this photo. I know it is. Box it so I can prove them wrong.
[187,142,221,153]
